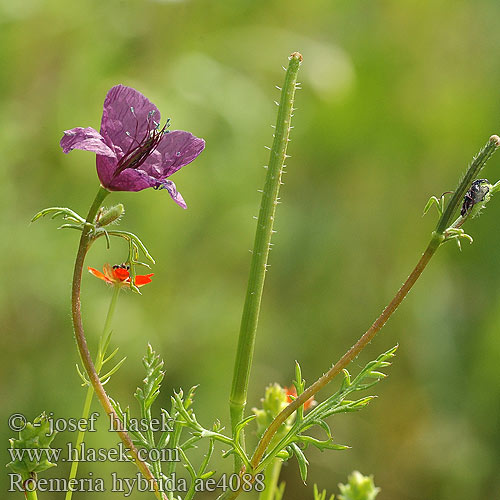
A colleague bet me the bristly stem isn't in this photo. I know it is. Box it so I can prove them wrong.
[250,135,500,472]
[229,52,303,462]
[71,186,166,500]
[65,285,121,500]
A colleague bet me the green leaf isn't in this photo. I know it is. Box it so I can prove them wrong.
[134,344,165,413]
[31,207,86,224]
[289,442,309,483]
[178,448,197,480]
[294,361,304,393]
[258,346,397,473]
[106,229,155,264]
[102,346,120,365]
[423,195,445,217]
[297,435,349,451]
[7,413,57,479]
[156,409,172,449]
[99,356,127,383]
[234,414,256,442]
[200,470,216,479]
[314,483,335,500]
[75,363,90,386]
[109,398,147,445]
[274,481,286,500]
[339,369,352,391]
[179,435,200,451]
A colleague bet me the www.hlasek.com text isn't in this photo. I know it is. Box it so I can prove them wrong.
[8,441,179,464]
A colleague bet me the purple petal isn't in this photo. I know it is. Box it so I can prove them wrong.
[60,127,115,157]
[96,155,156,192]
[100,85,160,156]
[161,180,187,209]
[154,130,206,178]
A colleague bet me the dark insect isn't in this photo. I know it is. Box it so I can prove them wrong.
[113,264,130,271]
[461,179,490,216]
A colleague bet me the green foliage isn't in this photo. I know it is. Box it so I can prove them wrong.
[171,386,253,471]
[255,346,398,483]
[104,228,155,293]
[253,383,290,436]
[31,203,154,293]
[135,343,165,414]
[110,345,249,499]
[110,345,171,483]
[441,227,473,250]
[273,481,286,500]
[76,345,127,388]
[31,206,88,227]
[313,483,335,500]
[423,192,451,217]
[7,413,57,480]
[337,471,380,500]
[313,471,379,500]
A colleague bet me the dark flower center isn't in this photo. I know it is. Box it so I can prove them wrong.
[113,108,170,178]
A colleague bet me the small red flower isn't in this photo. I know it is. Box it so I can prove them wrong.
[88,263,153,287]
[285,386,316,411]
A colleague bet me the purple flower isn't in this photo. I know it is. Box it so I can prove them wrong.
[60,85,205,209]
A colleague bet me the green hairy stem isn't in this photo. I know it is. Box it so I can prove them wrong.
[229,52,303,463]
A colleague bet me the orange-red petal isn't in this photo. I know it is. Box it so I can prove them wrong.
[88,267,111,283]
[112,267,130,281]
[134,274,154,286]
[285,386,315,411]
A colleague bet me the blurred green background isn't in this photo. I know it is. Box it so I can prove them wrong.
[2,0,500,498]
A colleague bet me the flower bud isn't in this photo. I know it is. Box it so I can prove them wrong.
[338,470,380,500]
[96,204,125,227]
[253,384,289,437]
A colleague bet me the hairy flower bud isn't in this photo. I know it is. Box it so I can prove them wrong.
[252,384,289,437]
[338,471,380,500]
[96,204,125,227]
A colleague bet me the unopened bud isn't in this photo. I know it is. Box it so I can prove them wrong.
[338,471,380,500]
[252,383,290,437]
[97,204,125,227]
